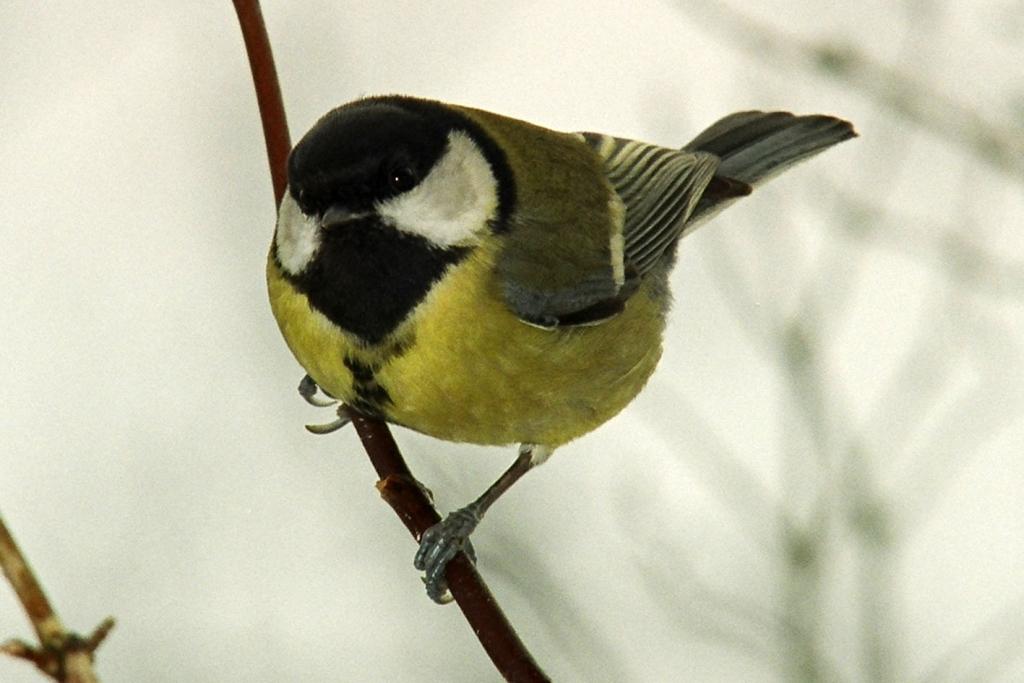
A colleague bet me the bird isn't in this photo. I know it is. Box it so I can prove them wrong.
[267,94,856,602]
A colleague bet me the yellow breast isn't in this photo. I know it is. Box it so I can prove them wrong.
[267,244,665,447]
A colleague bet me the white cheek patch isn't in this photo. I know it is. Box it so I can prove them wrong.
[375,130,499,247]
[275,190,322,275]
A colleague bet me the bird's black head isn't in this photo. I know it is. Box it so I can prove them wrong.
[272,96,512,345]
[287,99,450,217]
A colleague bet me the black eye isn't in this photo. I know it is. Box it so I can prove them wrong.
[387,165,418,193]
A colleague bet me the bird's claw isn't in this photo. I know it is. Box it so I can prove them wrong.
[298,375,351,434]
[304,404,352,435]
[298,374,337,407]
[414,506,480,604]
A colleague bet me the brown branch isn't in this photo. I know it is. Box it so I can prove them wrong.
[0,515,115,682]
[230,2,548,680]
[232,0,291,205]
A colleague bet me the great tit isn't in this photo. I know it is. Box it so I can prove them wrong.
[268,95,855,602]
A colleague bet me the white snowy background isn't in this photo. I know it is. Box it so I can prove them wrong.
[2,1,1023,681]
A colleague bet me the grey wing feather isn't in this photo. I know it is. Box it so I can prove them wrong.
[582,133,719,278]
[502,112,853,328]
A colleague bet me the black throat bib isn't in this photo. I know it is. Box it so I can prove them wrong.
[280,219,470,345]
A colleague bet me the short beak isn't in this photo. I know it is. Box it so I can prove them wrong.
[319,205,366,229]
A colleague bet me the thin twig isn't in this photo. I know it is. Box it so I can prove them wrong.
[0,514,115,682]
[230,2,548,680]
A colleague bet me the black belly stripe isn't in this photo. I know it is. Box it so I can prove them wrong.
[343,355,393,417]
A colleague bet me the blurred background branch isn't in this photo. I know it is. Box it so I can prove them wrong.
[679,0,1024,182]
[651,3,1024,681]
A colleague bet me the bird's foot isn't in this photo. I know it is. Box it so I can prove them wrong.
[414,505,480,604]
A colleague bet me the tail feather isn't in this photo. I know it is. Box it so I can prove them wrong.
[685,111,801,162]
[682,111,856,232]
